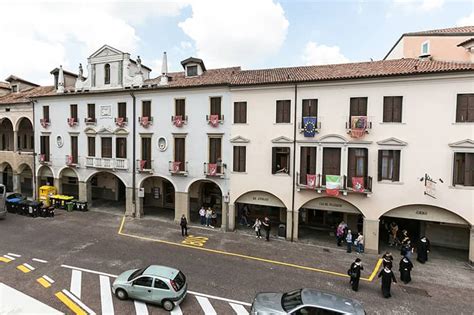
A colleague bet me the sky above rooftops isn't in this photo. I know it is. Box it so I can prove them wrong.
[0,0,472,86]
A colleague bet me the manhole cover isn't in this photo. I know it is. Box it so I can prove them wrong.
[401,286,431,297]
[323,248,330,253]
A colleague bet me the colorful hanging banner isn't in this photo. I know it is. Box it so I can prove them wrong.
[174,115,184,127]
[208,163,217,176]
[303,116,317,137]
[350,116,367,138]
[352,177,365,192]
[172,161,181,172]
[325,175,341,196]
[306,174,317,188]
[209,115,219,127]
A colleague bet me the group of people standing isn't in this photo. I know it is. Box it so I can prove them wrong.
[199,206,218,228]
[336,221,364,254]
[252,217,271,241]
[348,230,431,299]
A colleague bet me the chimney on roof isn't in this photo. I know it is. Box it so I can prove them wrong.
[57,65,65,93]
[159,52,169,86]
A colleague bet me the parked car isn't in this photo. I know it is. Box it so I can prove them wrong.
[112,265,187,311]
[0,185,6,219]
[250,288,365,315]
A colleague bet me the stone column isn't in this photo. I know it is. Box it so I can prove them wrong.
[78,181,90,203]
[221,201,228,232]
[174,192,189,223]
[469,226,474,265]
[363,218,380,254]
[125,187,135,217]
[228,203,236,231]
[135,195,144,218]
[12,172,21,194]
[286,209,299,241]
[13,131,18,152]
[54,178,62,194]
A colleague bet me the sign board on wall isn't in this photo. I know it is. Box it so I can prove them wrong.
[153,187,160,199]
[303,197,360,214]
[383,205,468,225]
[236,191,285,208]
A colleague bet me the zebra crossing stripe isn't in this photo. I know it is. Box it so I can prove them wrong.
[71,270,82,298]
[0,257,11,263]
[195,296,217,315]
[134,301,148,315]
[7,253,21,258]
[43,275,55,283]
[33,258,48,263]
[99,275,114,315]
[230,302,249,315]
[37,277,51,288]
[170,305,183,315]
[23,263,35,271]
[4,255,15,260]
[17,265,32,273]
[62,289,96,315]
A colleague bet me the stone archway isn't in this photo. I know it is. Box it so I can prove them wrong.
[18,164,33,197]
[37,165,54,187]
[0,118,14,151]
[0,162,13,192]
[139,176,176,220]
[188,179,223,227]
[58,167,79,198]
[16,118,33,152]
[87,171,126,213]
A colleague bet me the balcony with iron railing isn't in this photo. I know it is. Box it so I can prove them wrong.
[297,173,372,195]
[169,161,188,176]
[85,157,128,170]
[67,117,79,127]
[203,162,225,178]
[206,114,224,127]
[137,159,153,173]
[139,116,153,128]
[84,117,97,125]
[171,115,188,127]
[65,155,78,167]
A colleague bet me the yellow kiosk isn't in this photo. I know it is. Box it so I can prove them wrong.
[39,186,57,207]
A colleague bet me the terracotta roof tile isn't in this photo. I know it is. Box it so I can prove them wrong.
[145,66,240,87]
[0,82,9,89]
[405,26,474,36]
[231,58,474,86]
[0,86,55,104]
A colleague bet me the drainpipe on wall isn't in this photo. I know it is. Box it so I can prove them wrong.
[290,84,298,242]
[32,100,37,200]
[130,92,136,217]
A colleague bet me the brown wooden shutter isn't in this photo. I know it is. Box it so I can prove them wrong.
[456,95,468,122]
[175,99,185,116]
[142,101,151,117]
[284,100,290,122]
[101,137,112,158]
[300,147,308,184]
[383,97,393,122]
[211,97,221,116]
[43,106,49,120]
[272,147,277,174]
[116,138,126,158]
[70,104,78,119]
[71,136,78,163]
[393,150,400,181]
[347,148,357,187]
[393,96,402,123]
[377,150,383,181]
[465,153,473,186]
[175,138,185,164]
[241,147,246,172]
[276,101,282,123]
[88,137,95,157]
[240,102,247,123]
[468,95,474,123]
[88,104,95,119]
[118,102,127,119]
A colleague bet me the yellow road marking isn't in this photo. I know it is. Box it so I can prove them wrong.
[17,265,31,273]
[0,257,12,263]
[55,292,87,315]
[37,277,51,288]
[182,235,209,247]
[367,258,383,281]
[119,217,380,281]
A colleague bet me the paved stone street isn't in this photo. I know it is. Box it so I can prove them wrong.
[0,210,473,314]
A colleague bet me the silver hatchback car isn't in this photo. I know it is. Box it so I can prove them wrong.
[250,288,365,315]
[112,265,187,311]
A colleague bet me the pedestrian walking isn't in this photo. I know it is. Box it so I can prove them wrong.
[355,232,364,253]
[378,266,397,298]
[346,229,353,253]
[205,208,212,227]
[211,210,218,227]
[382,251,394,269]
[199,206,206,225]
[180,214,188,237]
[399,256,413,284]
[262,217,271,241]
[389,222,399,246]
[402,240,413,260]
[240,205,250,226]
[336,221,346,247]
[348,258,364,291]
[416,236,431,264]
[253,218,262,238]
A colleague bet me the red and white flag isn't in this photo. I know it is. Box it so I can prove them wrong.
[141,116,149,127]
[39,154,45,162]
[116,117,125,127]
[67,117,75,127]
[352,177,365,192]
[172,161,181,172]
[174,115,184,127]
[66,155,73,165]
[140,160,147,170]
[306,174,317,189]
[208,163,217,176]
[209,115,219,127]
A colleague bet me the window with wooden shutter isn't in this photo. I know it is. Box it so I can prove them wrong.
[101,137,112,158]
[142,101,151,118]
[276,100,291,123]
[87,104,96,120]
[349,97,368,122]
[300,147,316,184]
[209,137,222,173]
[88,137,95,157]
[383,96,403,123]
[174,137,185,167]
[233,146,246,172]
[116,138,126,158]
[104,64,111,84]
[71,136,78,163]
[118,102,127,119]
[322,148,341,185]
[392,150,401,181]
[141,137,152,169]
[234,102,247,124]
[210,97,222,118]
[40,136,50,160]
[456,94,474,122]
[43,106,49,121]
[175,99,186,116]
[272,147,290,174]
[302,99,318,125]
[347,148,368,187]
[70,104,78,119]
[378,150,400,182]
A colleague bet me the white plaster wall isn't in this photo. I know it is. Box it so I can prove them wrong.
[385,38,404,60]
[230,74,474,226]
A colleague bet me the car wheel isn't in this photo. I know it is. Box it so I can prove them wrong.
[115,289,128,300]
[162,299,174,311]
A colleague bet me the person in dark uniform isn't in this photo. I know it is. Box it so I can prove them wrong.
[348,258,364,291]
[382,251,394,269]
[399,256,413,284]
[262,217,271,241]
[416,236,431,264]
[180,214,188,237]
[378,266,397,298]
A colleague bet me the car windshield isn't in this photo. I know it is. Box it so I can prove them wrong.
[128,267,146,281]
[282,289,303,312]
[173,271,186,290]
